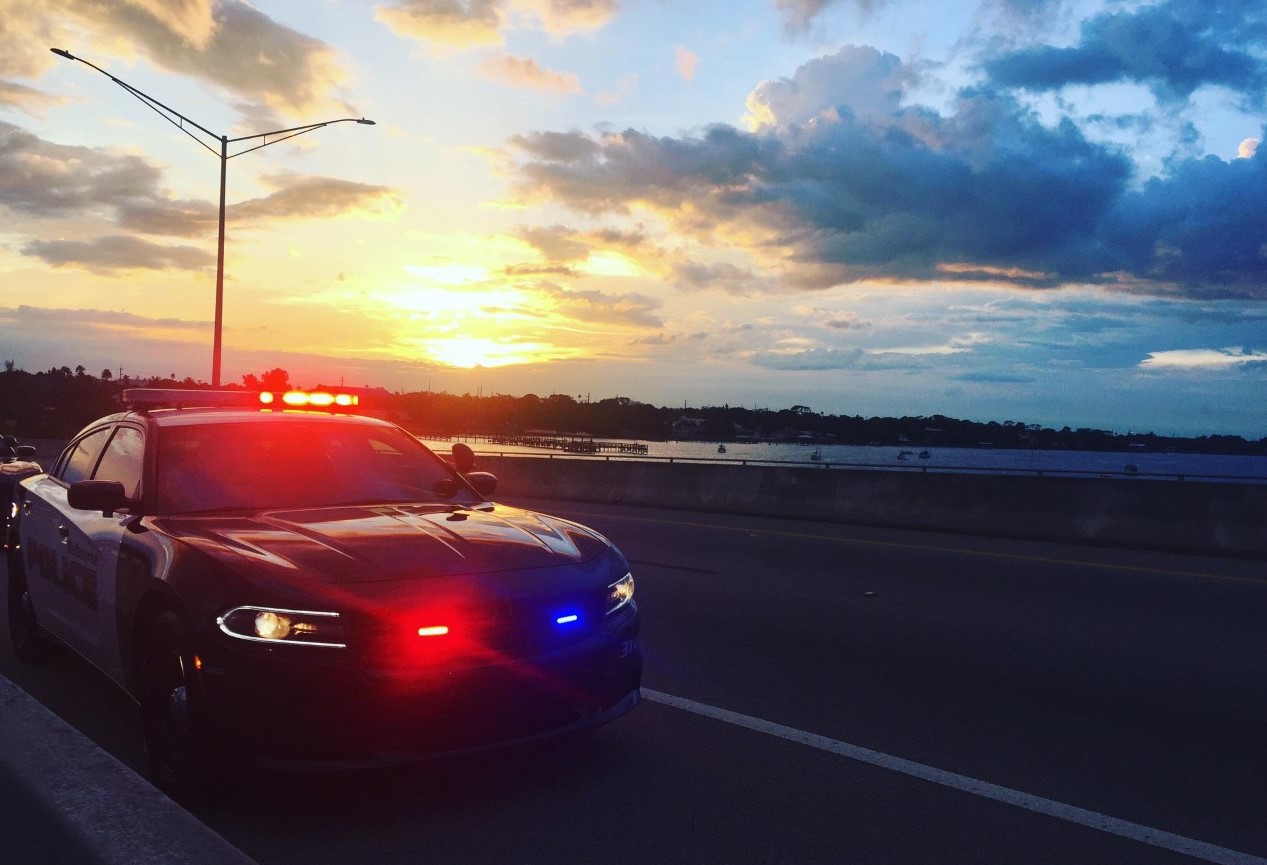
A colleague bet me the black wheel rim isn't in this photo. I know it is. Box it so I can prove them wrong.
[143,640,194,782]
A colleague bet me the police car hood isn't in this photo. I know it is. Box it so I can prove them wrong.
[170,503,613,583]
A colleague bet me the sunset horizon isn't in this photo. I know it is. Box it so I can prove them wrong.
[2,0,1264,438]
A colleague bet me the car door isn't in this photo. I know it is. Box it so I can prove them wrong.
[19,423,120,663]
[81,423,146,681]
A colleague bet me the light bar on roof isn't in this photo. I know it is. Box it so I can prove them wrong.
[124,389,259,410]
[123,388,361,411]
[268,391,359,407]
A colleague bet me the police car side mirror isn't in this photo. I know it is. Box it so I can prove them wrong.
[465,471,497,497]
[68,480,129,516]
[15,445,35,460]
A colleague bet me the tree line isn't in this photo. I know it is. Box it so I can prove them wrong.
[1,362,1262,456]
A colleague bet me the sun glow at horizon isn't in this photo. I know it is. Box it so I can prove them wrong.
[407,336,563,368]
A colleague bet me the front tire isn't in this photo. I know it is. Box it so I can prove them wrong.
[7,553,50,663]
[139,611,216,802]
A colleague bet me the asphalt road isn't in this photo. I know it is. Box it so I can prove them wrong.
[4,498,1267,865]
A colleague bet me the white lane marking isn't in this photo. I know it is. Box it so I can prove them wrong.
[642,689,1267,865]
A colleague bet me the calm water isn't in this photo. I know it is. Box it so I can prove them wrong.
[458,438,1267,483]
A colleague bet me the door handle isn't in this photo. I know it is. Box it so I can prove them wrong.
[21,501,31,514]
[57,525,70,541]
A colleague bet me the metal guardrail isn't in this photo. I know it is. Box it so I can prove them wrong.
[469,449,1267,484]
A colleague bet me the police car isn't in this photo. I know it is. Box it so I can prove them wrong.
[6,389,640,799]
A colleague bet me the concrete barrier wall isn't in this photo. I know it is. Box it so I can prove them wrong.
[20,441,1266,557]
[477,455,1267,558]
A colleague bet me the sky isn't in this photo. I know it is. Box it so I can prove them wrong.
[0,0,1264,437]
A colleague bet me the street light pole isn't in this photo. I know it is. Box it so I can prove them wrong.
[49,48,375,387]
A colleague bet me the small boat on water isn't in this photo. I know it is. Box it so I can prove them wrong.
[919,450,931,459]
[717,444,727,453]
[897,450,914,460]
[810,447,823,461]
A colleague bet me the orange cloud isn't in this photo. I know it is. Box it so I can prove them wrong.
[479,55,582,94]
[675,45,698,82]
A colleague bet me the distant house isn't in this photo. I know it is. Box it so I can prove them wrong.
[671,416,709,439]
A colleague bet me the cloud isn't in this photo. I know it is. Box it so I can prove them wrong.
[375,0,504,50]
[522,0,619,35]
[774,0,886,34]
[1139,347,1267,370]
[675,45,698,83]
[820,311,867,330]
[2,121,401,245]
[514,224,667,276]
[33,0,357,122]
[537,283,663,328]
[503,263,579,277]
[1100,146,1267,298]
[506,45,1267,299]
[0,121,163,217]
[479,54,582,93]
[516,224,595,262]
[0,305,207,332]
[743,45,905,130]
[21,235,216,273]
[227,173,404,223]
[0,81,66,115]
[594,72,638,106]
[952,370,1036,384]
[669,260,765,295]
[983,0,1267,108]
[376,0,617,50]
[751,346,866,370]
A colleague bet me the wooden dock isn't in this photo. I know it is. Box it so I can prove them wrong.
[416,431,648,455]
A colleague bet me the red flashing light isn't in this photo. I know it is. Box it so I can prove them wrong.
[258,390,359,408]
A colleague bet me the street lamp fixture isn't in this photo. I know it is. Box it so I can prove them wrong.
[50,48,375,387]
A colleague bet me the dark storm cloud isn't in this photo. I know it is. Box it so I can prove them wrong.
[22,235,216,273]
[1101,145,1267,298]
[509,45,1267,298]
[984,0,1267,107]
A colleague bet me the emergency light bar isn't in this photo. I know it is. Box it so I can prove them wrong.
[124,388,360,411]
[266,391,358,407]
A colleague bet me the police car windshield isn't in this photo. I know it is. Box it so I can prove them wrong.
[155,421,475,514]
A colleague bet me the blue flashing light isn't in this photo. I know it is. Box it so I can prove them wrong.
[555,613,580,625]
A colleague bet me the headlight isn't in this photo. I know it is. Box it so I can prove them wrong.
[606,572,635,616]
[217,606,346,648]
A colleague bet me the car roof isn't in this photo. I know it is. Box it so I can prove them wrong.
[75,407,395,432]
[141,408,396,429]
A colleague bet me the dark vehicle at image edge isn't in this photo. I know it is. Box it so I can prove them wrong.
[6,389,641,799]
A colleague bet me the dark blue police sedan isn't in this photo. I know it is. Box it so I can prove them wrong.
[7,389,640,799]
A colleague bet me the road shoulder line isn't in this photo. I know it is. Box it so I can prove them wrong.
[643,688,1266,865]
